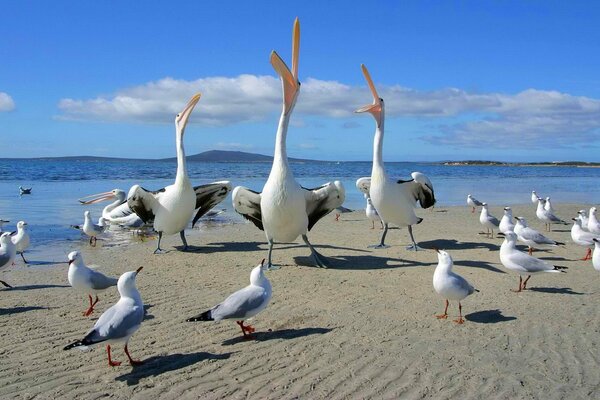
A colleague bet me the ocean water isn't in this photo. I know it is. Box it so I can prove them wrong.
[0,159,599,256]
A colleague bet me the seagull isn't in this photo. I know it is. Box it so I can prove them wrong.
[365,196,383,229]
[479,203,500,238]
[433,249,478,324]
[187,259,272,339]
[499,207,515,235]
[232,19,345,268]
[82,211,107,246]
[64,267,144,367]
[593,239,600,272]
[11,221,30,264]
[536,199,567,231]
[0,219,9,233]
[354,65,436,251]
[571,218,600,261]
[531,191,539,204]
[577,210,590,231]
[19,186,31,195]
[467,194,483,213]
[514,217,563,255]
[588,207,600,234]
[67,251,118,316]
[0,232,17,288]
[500,231,566,292]
[127,94,232,254]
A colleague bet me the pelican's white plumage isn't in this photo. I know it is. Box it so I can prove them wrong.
[64,267,144,367]
[354,65,435,251]
[433,249,477,324]
[232,19,345,268]
[187,260,272,338]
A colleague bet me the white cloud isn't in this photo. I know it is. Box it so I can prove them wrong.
[57,75,600,147]
[0,92,15,112]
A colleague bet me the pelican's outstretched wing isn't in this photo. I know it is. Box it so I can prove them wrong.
[304,181,345,231]
[232,186,263,230]
[127,185,164,223]
[356,177,371,196]
[397,172,436,209]
[191,181,232,227]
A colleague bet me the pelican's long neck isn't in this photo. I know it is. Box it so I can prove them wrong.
[371,119,385,178]
[175,128,189,186]
[271,111,291,177]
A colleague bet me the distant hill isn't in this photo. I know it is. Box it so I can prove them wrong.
[161,150,316,163]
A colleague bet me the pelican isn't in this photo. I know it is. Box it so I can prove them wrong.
[232,19,345,268]
[79,189,141,223]
[127,94,232,253]
[354,65,436,251]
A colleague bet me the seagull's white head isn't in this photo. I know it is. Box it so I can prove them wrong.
[515,217,527,227]
[0,232,12,245]
[504,231,518,242]
[16,221,27,230]
[270,18,301,116]
[467,194,472,198]
[175,93,202,136]
[434,248,453,269]
[117,267,143,298]
[67,250,84,266]
[572,217,582,227]
[482,202,488,209]
[250,259,268,285]
[578,209,587,217]
[591,207,597,216]
[503,207,512,215]
[355,64,384,128]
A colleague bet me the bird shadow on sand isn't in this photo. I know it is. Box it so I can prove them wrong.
[453,260,506,274]
[21,260,65,266]
[295,254,435,270]
[528,287,585,295]
[4,284,69,291]
[182,241,264,253]
[419,239,499,252]
[0,306,48,316]
[143,304,154,321]
[115,351,233,386]
[221,327,332,346]
[465,309,516,324]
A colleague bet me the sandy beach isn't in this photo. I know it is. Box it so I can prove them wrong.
[1,202,599,399]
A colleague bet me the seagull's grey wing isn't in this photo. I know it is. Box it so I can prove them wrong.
[127,185,164,223]
[547,213,566,223]
[87,269,118,290]
[232,186,263,230]
[86,304,144,344]
[0,252,11,269]
[448,273,477,296]
[191,181,232,227]
[303,181,346,231]
[488,216,500,227]
[211,285,268,320]
[355,177,371,195]
[472,197,483,206]
[397,172,436,209]
[522,228,556,245]
[508,251,554,273]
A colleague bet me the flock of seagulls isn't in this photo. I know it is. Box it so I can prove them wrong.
[1,18,599,368]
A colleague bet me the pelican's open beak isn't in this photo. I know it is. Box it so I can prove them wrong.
[135,266,143,275]
[270,17,300,115]
[176,93,202,130]
[78,191,115,205]
[355,64,383,127]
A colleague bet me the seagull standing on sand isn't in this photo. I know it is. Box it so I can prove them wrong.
[11,221,30,264]
[499,207,515,235]
[67,251,118,316]
[187,259,272,339]
[232,19,345,268]
[433,249,478,324]
[536,199,567,231]
[82,211,107,246]
[570,218,600,261]
[467,194,483,213]
[64,267,144,367]
[514,217,563,255]
[592,239,600,272]
[588,207,600,234]
[127,94,232,254]
[500,231,566,292]
[354,65,436,251]
[0,233,17,288]
[365,196,383,229]
[479,203,500,238]
[543,197,555,213]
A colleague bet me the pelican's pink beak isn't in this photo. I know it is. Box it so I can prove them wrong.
[355,64,383,127]
[176,93,201,131]
[78,191,115,205]
[270,17,300,115]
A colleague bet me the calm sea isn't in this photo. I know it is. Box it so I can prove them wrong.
[0,159,598,260]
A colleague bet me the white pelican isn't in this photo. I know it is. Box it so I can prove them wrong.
[433,249,478,324]
[232,19,345,268]
[354,65,435,251]
[0,232,16,288]
[64,267,144,367]
[127,94,232,253]
[79,189,141,222]
[11,221,30,263]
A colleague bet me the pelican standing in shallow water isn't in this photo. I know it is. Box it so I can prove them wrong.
[354,65,436,251]
[232,19,345,268]
[127,94,232,253]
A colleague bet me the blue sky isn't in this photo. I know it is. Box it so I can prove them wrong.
[1,1,599,161]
